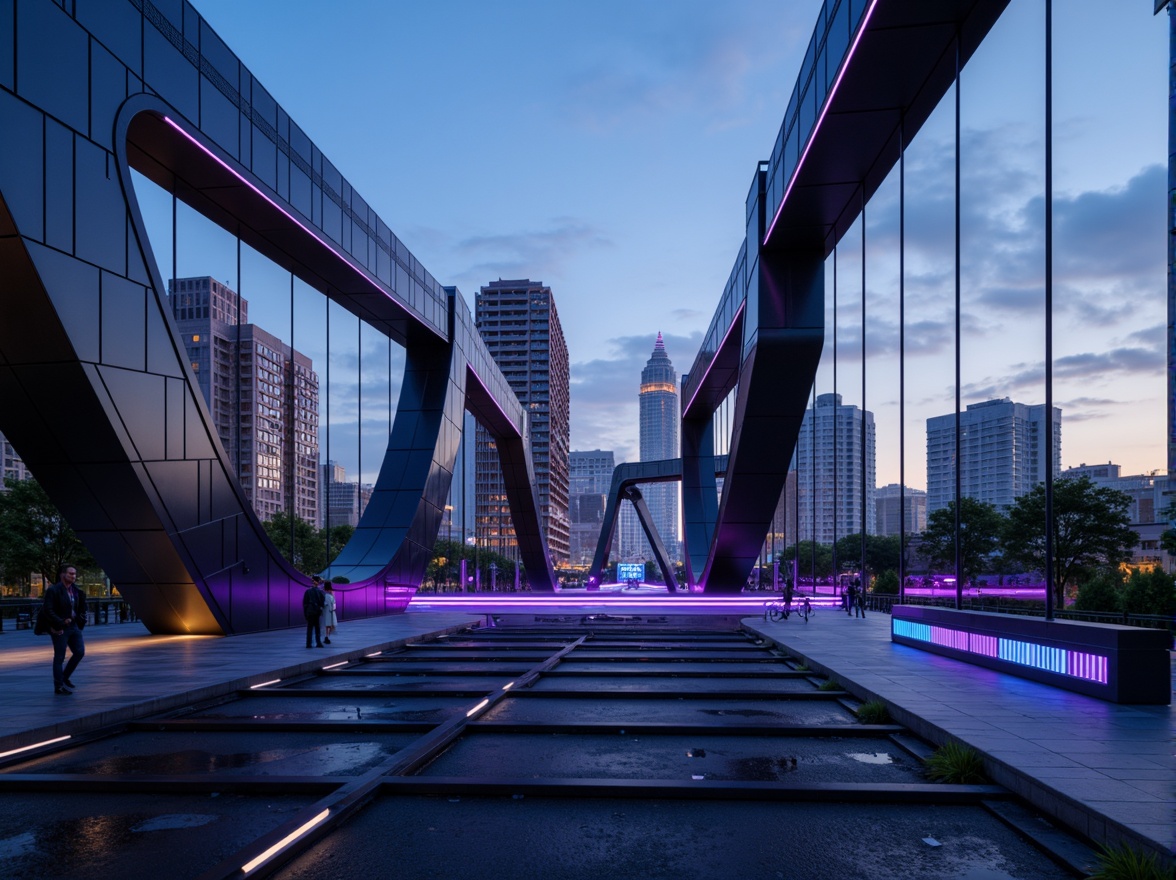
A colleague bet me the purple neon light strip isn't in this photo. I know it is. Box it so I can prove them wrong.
[683,300,746,416]
[410,595,776,609]
[763,0,882,246]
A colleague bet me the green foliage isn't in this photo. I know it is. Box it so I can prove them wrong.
[262,513,356,575]
[920,497,1005,585]
[1159,501,1176,558]
[855,700,891,724]
[817,678,843,692]
[0,477,97,586]
[1121,568,1176,617]
[1087,843,1171,880]
[1003,476,1137,607]
[873,569,899,595]
[924,741,987,784]
[780,541,832,578]
[1072,569,1124,613]
[427,539,525,591]
[834,533,904,578]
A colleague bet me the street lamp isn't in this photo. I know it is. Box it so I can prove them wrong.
[444,504,454,591]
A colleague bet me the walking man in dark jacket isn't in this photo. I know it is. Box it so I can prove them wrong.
[43,564,86,695]
[303,577,326,648]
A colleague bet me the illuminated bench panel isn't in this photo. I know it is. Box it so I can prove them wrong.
[890,606,1169,705]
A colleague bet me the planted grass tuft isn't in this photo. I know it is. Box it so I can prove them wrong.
[1087,843,1172,880]
[923,741,987,784]
[855,700,891,724]
[817,678,843,691]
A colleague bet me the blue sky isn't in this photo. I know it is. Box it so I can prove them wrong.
[156,1,1170,488]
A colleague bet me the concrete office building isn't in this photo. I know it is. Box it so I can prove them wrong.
[794,393,876,545]
[875,483,927,536]
[927,398,1061,515]
[170,277,319,524]
[320,461,372,529]
[474,280,571,567]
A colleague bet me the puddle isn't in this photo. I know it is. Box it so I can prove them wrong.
[0,831,38,860]
[847,752,894,765]
[132,814,218,832]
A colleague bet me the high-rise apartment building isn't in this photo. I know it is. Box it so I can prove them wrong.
[794,392,876,545]
[926,398,1061,514]
[1,430,29,484]
[1063,462,1169,526]
[875,483,927,536]
[569,449,615,566]
[474,279,571,567]
[170,276,319,524]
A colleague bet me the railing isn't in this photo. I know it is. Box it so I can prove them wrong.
[0,598,138,633]
[863,593,1174,642]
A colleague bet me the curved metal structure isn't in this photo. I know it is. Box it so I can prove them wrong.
[0,1,553,635]
[672,0,1011,592]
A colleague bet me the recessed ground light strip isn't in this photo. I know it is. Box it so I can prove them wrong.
[892,619,1108,684]
[322,661,349,670]
[0,735,70,759]
[249,678,281,689]
[241,808,330,874]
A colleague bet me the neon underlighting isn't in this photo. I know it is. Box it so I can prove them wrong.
[466,699,490,717]
[763,0,882,245]
[250,679,281,689]
[0,735,70,759]
[683,301,746,416]
[241,808,330,874]
[892,619,1108,685]
[322,661,349,670]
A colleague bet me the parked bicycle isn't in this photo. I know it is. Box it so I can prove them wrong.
[764,595,812,623]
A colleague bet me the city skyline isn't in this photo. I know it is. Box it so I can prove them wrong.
[139,1,1170,492]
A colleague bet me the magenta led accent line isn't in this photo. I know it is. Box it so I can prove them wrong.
[160,116,415,325]
[683,300,746,415]
[763,0,882,246]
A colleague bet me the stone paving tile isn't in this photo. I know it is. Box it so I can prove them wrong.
[744,609,1174,866]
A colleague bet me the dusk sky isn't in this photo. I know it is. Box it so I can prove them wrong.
[141,1,1171,489]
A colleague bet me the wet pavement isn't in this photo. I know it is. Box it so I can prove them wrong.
[0,607,1170,879]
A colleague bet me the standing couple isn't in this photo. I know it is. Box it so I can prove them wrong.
[302,576,338,648]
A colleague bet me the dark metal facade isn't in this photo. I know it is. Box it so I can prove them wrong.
[673,0,1011,592]
[0,0,554,635]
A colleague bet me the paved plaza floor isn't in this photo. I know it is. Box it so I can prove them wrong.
[1,603,1171,870]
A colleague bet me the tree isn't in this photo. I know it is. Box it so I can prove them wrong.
[1002,476,1137,607]
[919,497,1004,587]
[0,477,97,588]
[262,511,326,574]
[1121,568,1176,617]
[1160,501,1176,558]
[780,541,832,580]
[834,533,903,579]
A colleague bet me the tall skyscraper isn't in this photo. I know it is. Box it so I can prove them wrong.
[875,484,927,536]
[474,279,571,567]
[794,392,876,545]
[926,397,1061,514]
[169,276,319,524]
[632,333,680,562]
[569,449,615,567]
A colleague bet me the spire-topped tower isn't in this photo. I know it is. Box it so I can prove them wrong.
[636,332,680,562]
